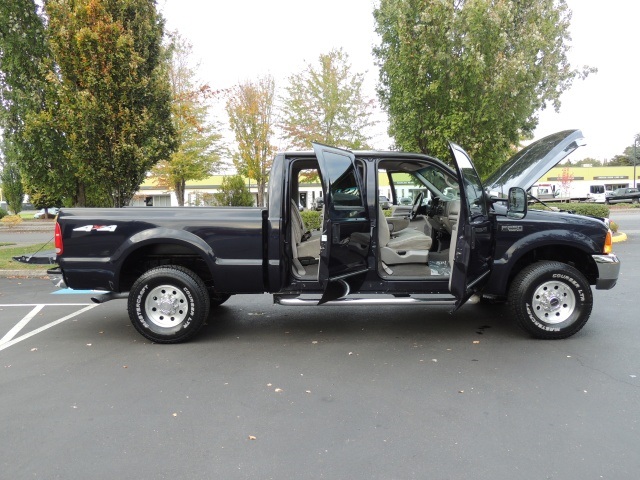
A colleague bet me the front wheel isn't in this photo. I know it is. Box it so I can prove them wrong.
[508,261,592,339]
[128,266,210,343]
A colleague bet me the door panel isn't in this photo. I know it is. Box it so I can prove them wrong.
[448,143,494,309]
[313,144,371,303]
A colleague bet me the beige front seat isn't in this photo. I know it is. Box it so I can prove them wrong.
[378,206,432,265]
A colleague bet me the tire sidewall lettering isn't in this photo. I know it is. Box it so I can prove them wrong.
[135,284,150,329]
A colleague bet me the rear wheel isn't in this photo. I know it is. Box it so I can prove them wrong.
[508,261,592,339]
[128,266,210,343]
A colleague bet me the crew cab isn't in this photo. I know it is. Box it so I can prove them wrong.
[605,187,640,204]
[49,130,620,343]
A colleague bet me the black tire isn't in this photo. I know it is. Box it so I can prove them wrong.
[508,261,592,339]
[210,293,231,307]
[632,197,638,204]
[127,265,210,344]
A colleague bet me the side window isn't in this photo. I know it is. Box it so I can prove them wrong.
[324,154,365,217]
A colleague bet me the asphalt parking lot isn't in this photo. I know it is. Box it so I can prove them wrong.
[1,213,639,479]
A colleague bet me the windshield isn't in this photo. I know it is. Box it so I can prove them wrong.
[414,164,459,198]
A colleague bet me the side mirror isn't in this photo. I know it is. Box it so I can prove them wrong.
[507,187,527,219]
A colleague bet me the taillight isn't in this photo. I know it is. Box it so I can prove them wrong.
[604,230,612,254]
[55,222,63,255]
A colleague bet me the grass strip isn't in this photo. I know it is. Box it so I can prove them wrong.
[0,242,56,270]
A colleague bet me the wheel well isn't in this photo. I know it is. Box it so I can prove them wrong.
[507,245,598,289]
[118,243,213,292]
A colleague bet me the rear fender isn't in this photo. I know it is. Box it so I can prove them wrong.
[112,228,216,289]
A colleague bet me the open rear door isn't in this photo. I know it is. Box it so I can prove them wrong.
[313,143,371,304]
[448,142,494,310]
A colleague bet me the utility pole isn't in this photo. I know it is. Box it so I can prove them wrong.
[634,135,638,189]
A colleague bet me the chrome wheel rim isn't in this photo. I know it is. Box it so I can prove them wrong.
[531,280,576,324]
[145,285,188,328]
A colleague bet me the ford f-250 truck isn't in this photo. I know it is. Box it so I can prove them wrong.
[48,130,620,343]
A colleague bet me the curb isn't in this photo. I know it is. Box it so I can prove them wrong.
[0,269,50,278]
[612,232,627,243]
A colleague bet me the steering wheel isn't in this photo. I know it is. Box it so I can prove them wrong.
[409,192,424,220]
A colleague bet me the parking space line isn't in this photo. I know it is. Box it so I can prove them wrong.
[0,304,98,352]
[1,305,44,345]
[0,303,92,307]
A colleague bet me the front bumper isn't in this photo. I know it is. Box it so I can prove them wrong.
[592,253,620,290]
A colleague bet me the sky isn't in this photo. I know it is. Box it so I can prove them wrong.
[158,0,640,162]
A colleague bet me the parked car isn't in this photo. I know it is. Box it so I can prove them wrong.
[379,195,391,209]
[398,197,413,205]
[34,207,59,219]
[605,187,640,204]
[311,196,324,211]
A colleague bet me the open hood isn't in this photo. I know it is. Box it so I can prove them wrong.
[484,129,585,197]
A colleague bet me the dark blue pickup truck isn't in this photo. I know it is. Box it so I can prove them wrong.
[49,130,620,343]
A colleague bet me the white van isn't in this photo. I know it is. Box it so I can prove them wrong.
[586,184,607,203]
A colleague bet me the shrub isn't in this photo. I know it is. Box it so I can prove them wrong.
[0,215,23,228]
[609,220,619,233]
[300,210,322,230]
[529,202,609,218]
[0,207,7,219]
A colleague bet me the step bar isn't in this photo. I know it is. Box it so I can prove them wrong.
[274,295,457,307]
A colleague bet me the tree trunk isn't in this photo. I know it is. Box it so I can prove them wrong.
[175,179,186,206]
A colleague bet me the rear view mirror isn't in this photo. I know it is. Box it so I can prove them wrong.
[507,187,527,219]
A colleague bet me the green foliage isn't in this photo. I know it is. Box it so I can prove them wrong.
[0,161,25,214]
[569,157,603,167]
[530,202,609,218]
[607,154,632,167]
[214,175,254,207]
[0,207,8,219]
[300,210,322,231]
[32,0,176,207]
[373,0,594,176]
[609,220,618,233]
[226,75,276,207]
[280,48,375,150]
[152,32,224,206]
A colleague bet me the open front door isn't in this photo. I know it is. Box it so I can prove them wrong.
[313,143,371,304]
[448,142,494,310]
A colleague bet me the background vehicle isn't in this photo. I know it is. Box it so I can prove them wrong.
[311,196,324,211]
[48,130,619,344]
[34,207,59,219]
[605,187,640,204]
[379,195,391,209]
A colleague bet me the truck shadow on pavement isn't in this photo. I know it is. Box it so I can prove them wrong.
[194,301,524,344]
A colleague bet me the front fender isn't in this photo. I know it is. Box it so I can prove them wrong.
[488,229,600,295]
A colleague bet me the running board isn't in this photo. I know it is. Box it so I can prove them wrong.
[274,296,456,307]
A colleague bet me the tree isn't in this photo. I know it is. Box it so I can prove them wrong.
[559,166,574,197]
[607,155,632,167]
[0,160,25,214]
[571,157,603,167]
[38,0,175,207]
[280,48,375,150]
[226,75,276,207]
[214,175,253,206]
[0,0,65,205]
[152,33,224,206]
[373,0,594,176]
